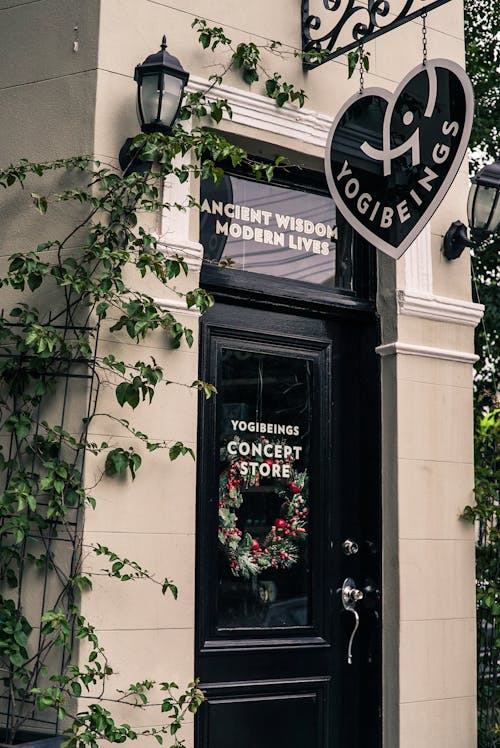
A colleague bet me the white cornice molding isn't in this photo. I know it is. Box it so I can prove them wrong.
[153,295,200,316]
[397,290,484,327]
[376,341,478,364]
[189,75,332,147]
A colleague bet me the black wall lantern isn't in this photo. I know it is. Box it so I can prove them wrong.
[119,36,189,171]
[135,35,189,135]
[443,161,500,260]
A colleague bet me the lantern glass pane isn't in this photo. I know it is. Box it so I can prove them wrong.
[470,185,497,231]
[159,74,183,127]
[466,183,476,228]
[140,73,162,124]
[490,196,500,234]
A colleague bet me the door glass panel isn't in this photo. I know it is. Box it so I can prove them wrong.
[216,348,313,630]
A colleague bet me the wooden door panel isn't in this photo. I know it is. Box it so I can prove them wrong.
[199,678,329,748]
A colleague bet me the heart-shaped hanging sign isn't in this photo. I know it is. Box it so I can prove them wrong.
[325,59,473,259]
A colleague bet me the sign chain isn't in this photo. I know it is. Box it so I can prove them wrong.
[422,13,428,66]
[359,43,365,94]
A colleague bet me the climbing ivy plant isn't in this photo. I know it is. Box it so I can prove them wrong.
[0,21,315,748]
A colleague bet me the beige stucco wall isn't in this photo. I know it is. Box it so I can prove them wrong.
[0,0,478,746]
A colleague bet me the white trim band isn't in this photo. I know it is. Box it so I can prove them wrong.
[397,290,484,327]
[376,342,479,363]
[189,75,332,147]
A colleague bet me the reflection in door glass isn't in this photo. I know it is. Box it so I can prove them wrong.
[216,349,312,630]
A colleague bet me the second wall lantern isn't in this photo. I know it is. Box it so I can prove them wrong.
[443,160,500,259]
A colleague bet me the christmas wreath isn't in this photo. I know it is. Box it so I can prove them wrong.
[218,442,309,579]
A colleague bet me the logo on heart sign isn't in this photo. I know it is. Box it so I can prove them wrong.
[325,60,473,259]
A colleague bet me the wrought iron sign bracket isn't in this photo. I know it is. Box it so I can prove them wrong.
[301,0,452,70]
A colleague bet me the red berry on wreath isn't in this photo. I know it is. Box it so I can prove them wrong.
[290,482,301,494]
[264,459,273,466]
[275,518,287,530]
[251,539,260,551]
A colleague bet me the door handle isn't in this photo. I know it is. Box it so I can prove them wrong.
[341,577,364,665]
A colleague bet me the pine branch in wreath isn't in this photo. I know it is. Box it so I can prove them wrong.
[218,449,309,579]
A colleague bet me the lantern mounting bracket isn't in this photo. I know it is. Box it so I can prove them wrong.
[301,0,452,70]
[443,221,474,260]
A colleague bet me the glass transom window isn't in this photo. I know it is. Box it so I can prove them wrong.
[200,169,354,291]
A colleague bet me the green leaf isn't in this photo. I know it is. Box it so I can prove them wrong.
[199,32,210,49]
[105,447,142,480]
[38,696,55,709]
[116,382,130,407]
[5,413,32,440]
[275,92,289,107]
[31,193,48,214]
[27,273,43,291]
[73,575,92,592]
[104,448,130,477]
[10,652,25,668]
[242,68,259,84]
[14,629,28,648]
[6,568,18,588]
[184,328,194,348]
[130,452,142,479]
[169,441,195,462]
[161,579,178,599]
[347,51,358,79]
[265,78,278,96]
[96,301,109,319]
[71,681,82,697]
[192,380,216,399]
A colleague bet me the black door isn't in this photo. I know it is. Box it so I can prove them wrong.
[195,301,381,748]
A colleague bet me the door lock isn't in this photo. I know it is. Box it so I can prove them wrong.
[341,577,364,665]
[343,584,363,604]
[342,538,359,556]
